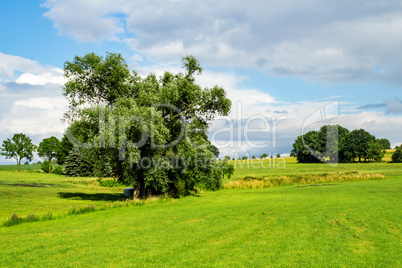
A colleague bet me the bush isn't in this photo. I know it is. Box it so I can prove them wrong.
[391,147,402,163]
[41,160,53,173]
[52,166,64,175]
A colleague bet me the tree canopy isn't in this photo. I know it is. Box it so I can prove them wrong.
[62,53,232,198]
[38,136,60,173]
[391,146,402,163]
[377,138,391,150]
[0,133,37,172]
[291,125,384,163]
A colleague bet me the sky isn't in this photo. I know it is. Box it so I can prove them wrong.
[0,0,402,164]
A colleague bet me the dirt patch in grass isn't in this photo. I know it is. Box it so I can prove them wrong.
[0,182,60,188]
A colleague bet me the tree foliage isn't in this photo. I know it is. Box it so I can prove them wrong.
[38,136,60,173]
[291,125,384,163]
[391,146,402,163]
[377,138,391,150]
[56,135,74,165]
[62,53,232,198]
[0,133,37,172]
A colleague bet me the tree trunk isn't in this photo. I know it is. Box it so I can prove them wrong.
[139,178,146,199]
[49,157,52,173]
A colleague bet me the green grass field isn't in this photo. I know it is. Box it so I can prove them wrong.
[0,157,401,266]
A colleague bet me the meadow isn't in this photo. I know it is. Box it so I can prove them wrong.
[0,154,401,266]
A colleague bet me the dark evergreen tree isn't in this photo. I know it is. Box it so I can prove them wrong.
[56,135,74,165]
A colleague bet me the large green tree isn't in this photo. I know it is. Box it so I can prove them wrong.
[63,53,232,198]
[0,133,37,172]
[38,136,60,173]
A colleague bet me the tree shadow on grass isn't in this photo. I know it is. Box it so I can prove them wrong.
[58,192,123,201]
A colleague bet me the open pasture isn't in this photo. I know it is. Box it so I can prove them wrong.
[0,158,401,266]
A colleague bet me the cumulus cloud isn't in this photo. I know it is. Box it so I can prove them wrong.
[15,68,66,85]
[0,53,68,163]
[0,52,44,78]
[43,0,402,84]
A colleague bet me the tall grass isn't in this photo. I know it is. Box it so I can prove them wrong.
[223,171,386,189]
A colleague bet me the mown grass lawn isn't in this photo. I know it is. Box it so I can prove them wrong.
[1,177,401,267]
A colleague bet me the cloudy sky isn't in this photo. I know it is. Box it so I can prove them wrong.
[1,0,401,163]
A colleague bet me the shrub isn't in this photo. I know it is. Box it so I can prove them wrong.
[391,147,402,163]
[52,166,64,175]
[41,160,53,173]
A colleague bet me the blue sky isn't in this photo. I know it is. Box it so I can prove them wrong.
[1,0,401,163]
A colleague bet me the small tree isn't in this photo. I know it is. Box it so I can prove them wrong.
[391,147,402,163]
[0,133,37,172]
[252,155,256,159]
[224,156,231,161]
[276,154,281,158]
[242,156,248,160]
[38,137,60,173]
[260,153,268,159]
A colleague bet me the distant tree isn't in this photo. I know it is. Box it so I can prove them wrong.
[38,136,60,173]
[237,157,241,160]
[242,156,248,160]
[290,130,322,163]
[276,154,280,158]
[0,133,37,172]
[24,161,29,165]
[345,129,376,162]
[224,156,231,161]
[391,146,402,163]
[366,141,384,162]
[232,157,235,160]
[260,153,268,159]
[377,138,391,150]
[56,135,74,165]
[291,125,383,163]
[270,155,273,159]
[252,155,256,159]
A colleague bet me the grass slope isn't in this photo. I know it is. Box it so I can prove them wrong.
[1,179,401,267]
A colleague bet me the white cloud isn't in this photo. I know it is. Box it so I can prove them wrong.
[385,98,402,114]
[0,52,44,78]
[42,0,402,84]
[15,68,65,85]
[43,0,127,42]
[0,54,68,164]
